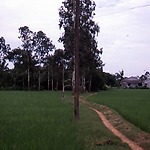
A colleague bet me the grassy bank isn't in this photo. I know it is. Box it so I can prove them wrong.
[77,104,130,150]
[0,91,130,150]
[87,89,150,133]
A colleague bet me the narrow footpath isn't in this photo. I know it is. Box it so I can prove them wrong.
[81,98,150,150]
[91,108,143,150]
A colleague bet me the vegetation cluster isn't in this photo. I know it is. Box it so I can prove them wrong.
[1,0,148,91]
[0,0,119,91]
[0,33,118,91]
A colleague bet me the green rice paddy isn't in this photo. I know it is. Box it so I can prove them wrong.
[87,89,150,133]
[0,91,130,150]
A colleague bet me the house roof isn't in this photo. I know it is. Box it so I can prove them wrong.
[121,77,142,84]
[143,78,150,83]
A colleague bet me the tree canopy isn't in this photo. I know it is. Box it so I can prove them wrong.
[0,1,119,91]
[59,0,104,91]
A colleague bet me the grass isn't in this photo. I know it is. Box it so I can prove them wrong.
[0,91,82,150]
[0,91,130,150]
[77,104,130,150]
[87,89,150,134]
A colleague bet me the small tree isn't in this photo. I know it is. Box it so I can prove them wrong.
[115,70,124,86]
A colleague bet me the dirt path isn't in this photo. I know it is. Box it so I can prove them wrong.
[80,98,150,150]
[91,107,143,150]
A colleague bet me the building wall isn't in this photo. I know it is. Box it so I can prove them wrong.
[143,79,150,88]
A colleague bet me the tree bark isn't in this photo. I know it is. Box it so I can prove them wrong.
[38,68,41,91]
[22,76,25,90]
[89,75,92,92]
[27,54,30,91]
[48,65,50,90]
[55,78,58,91]
[81,74,86,93]
[74,0,80,120]
[51,57,54,91]
[27,67,30,91]
[62,59,65,99]
[72,69,75,95]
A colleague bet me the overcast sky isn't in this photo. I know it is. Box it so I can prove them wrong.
[0,0,150,77]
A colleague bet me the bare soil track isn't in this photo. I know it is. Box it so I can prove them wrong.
[92,108,143,150]
[81,98,150,150]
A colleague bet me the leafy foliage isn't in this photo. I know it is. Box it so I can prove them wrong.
[0,37,11,88]
[59,0,104,91]
[0,1,117,91]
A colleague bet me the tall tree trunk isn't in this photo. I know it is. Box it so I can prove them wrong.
[72,69,75,95]
[27,54,30,91]
[62,60,64,99]
[51,57,54,91]
[51,77,54,91]
[38,68,41,91]
[22,76,25,90]
[81,74,86,93]
[74,0,80,120]
[13,77,16,89]
[55,78,58,91]
[47,65,50,90]
[27,67,30,91]
[51,68,54,91]
[89,75,92,92]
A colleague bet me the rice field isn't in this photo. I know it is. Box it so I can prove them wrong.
[87,89,150,133]
[0,91,130,150]
[0,91,82,150]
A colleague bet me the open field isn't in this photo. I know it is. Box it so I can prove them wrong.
[0,91,130,150]
[0,91,82,150]
[87,89,150,134]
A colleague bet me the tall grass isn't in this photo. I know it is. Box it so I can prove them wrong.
[0,91,82,150]
[87,89,150,133]
[0,91,130,150]
[77,104,130,150]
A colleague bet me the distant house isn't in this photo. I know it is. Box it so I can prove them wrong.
[143,78,150,88]
[121,77,142,88]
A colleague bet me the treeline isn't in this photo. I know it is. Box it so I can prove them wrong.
[0,27,117,91]
[0,0,120,91]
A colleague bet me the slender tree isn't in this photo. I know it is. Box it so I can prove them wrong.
[8,48,26,89]
[33,31,55,90]
[74,0,80,119]
[44,54,55,90]
[59,0,102,92]
[52,49,64,91]
[0,37,11,88]
[19,26,34,90]
[115,70,124,86]
[0,37,10,69]
[8,47,37,90]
